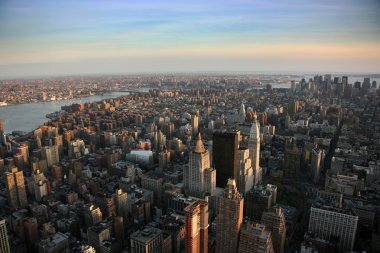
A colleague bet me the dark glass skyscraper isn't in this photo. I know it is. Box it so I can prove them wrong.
[212,130,239,188]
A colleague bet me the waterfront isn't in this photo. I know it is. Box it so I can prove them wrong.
[0,92,130,133]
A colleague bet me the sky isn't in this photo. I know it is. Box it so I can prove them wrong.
[0,0,379,77]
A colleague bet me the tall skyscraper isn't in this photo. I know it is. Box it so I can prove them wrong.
[84,204,103,229]
[113,189,128,223]
[239,103,246,123]
[191,114,199,136]
[213,131,240,188]
[311,148,322,184]
[184,200,209,253]
[238,222,274,253]
[249,113,262,185]
[284,138,301,179]
[6,167,28,209]
[216,179,244,253]
[0,219,11,253]
[261,207,286,253]
[0,118,3,132]
[308,204,358,252]
[184,134,216,197]
[237,147,253,194]
[41,145,60,167]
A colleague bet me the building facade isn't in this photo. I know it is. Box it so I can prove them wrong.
[216,179,244,253]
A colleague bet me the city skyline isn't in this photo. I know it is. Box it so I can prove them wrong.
[1,0,380,77]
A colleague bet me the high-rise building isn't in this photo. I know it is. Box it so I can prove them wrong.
[38,232,69,253]
[239,103,246,123]
[87,222,110,253]
[216,179,244,253]
[113,189,128,222]
[311,148,322,184]
[261,207,286,253]
[0,219,10,253]
[6,167,28,209]
[213,131,240,187]
[41,145,60,167]
[308,204,358,252]
[249,112,262,185]
[284,138,301,178]
[363,77,371,91]
[245,184,277,221]
[342,76,348,86]
[237,147,253,194]
[130,226,165,253]
[191,114,199,136]
[184,134,216,197]
[184,200,209,253]
[158,149,170,169]
[84,204,103,229]
[238,223,274,253]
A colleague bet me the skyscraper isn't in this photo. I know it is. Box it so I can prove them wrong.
[0,219,10,253]
[311,148,322,184]
[237,147,253,194]
[213,131,240,188]
[191,114,199,136]
[113,189,128,223]
[308,204,358,252]
[184,200,209,253]
[6,167,28,209]
[284,138,301,179]
[261,207,286,253]
[238,222,274,253]
[249,113,262,185]
[184,134,216,197]
[216,179,244,253]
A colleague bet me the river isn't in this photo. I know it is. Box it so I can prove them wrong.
[0,92,130,134]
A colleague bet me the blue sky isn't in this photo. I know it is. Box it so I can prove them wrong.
[0,0,379,77]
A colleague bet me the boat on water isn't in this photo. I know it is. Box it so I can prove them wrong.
[0,101,8,106]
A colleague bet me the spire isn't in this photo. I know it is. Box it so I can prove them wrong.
[250,112,260,140]
[252,110,257,120]
[194,133,206,153]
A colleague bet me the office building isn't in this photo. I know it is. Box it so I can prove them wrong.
[213,131,240,187]
[245,184,277,221]
[113,189,128,221]
[184,134,216,197]
[41,145,60,167]
[311,148,322,184]
[216,179,244,253]
[238,223,274,253]
[261,207,286,253]
[87,222,110,253]
[6,167,28,209]
[191,114,199,136]
[249,112,262,185]
[130,226,165,253]
[284,138,301,178]
[184,200,209,253]
[84,204,102,229]
[237,147,253,194]
[308,205,358,252]
[38,232,69,253]
[0,219,10,253]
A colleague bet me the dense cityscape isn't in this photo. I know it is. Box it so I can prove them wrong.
[0,74,379,253]
[1,0,380,252]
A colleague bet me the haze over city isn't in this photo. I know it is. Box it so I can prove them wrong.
[1,0,380,77]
